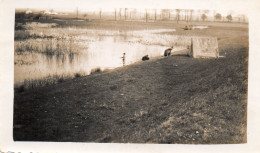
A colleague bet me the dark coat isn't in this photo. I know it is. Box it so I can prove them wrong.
[164,48,172,56]
[142,55,149,61]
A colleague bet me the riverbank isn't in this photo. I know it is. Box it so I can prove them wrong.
[13,35,248,143]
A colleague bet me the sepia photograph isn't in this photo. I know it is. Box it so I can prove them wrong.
[13,7,248,144]
[1,0,260,152]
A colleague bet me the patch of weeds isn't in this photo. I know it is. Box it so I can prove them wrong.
[109,85,118,90]
[15,85,25,93]
[98,135,112,143]
[134,110,148,118]
[74,73,81,78]
[90,67,101,75]
[58,78,65,83]
[14,30,30,40]
[127,79,134,83]
[99,103,114,110]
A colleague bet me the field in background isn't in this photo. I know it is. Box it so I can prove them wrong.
[14,16,248,143]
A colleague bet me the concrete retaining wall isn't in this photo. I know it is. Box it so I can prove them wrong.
[190,37,219,58]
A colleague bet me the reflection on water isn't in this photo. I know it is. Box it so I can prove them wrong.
[192,25,208,29]
[14,27,188,88]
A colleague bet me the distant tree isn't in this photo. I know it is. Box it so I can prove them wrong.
[201,14,207,21]
[125,8,127,20]
[99,8,102,20]
[226,14,232,22]
[114,9,117,20]
[119,8,122,20]
[76,8,79,19]
[175,9,181,24]
[154,9,157,21]
[215,13,222,20]
[145,9,148,22]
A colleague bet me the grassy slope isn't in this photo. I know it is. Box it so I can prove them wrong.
[13,20,248,143]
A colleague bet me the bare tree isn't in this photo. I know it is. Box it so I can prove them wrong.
[125,8,127,20]
[115,8,117,21]
[119,8,122,20]
[154,9,157,21]
[201,13,207,21]
[145,9,148,22]
[186,10,189,22]
[186,9,189,23]
[99,8,101,20]
[76,8,78,19]
[184,10,187,21]
[175,9,180,24]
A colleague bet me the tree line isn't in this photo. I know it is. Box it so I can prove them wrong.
[80,8,247,23]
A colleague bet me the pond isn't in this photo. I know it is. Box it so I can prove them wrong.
[14,23,190,89]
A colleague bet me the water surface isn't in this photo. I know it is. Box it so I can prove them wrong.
[14,23,189,88]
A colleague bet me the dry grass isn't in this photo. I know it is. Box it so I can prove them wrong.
[15,37,81,55]
[14,71,89,92]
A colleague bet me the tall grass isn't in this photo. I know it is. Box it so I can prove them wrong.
[14,71,89,93]
[15,37,82,56]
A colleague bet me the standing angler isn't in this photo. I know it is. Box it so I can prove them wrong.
[164,46,173,57]
[121,53,126,66]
